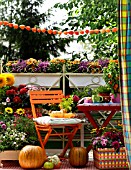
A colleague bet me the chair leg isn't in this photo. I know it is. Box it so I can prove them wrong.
[43,129,52,146]
[59,125,80,158]
[36,127,52,149]
[36,128,44,149]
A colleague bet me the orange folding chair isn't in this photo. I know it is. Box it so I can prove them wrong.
[29,90,81,158]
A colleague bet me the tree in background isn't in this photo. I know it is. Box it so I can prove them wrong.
[0,0,72,61]
[54,0,117,60]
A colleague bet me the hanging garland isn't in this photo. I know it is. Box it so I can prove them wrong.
[0,20,118,36]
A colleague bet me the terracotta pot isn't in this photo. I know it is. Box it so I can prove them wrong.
[110,93,120,103]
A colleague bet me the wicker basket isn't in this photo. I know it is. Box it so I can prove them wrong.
[93,147,129,169]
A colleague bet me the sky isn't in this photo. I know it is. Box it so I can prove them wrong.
[39,0,68,28]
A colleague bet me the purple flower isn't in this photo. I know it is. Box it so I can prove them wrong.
[1,124,6,129]
[78,61,89,73]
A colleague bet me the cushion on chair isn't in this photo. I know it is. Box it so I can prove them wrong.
[33,116,82,125]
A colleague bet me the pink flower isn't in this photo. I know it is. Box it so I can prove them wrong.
[101,138,108,146]
[6,97,10,102]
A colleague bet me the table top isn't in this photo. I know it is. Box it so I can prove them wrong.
[77,102,121,111]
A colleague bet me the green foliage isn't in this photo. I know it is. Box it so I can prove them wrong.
[103,60,119,94]
[15,116,38,145]
[72,86,93,98]
[54,0,117,60]
[95,85,111,94]
[0,113,39,151]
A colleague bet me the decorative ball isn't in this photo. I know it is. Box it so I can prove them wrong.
[19,145,47,169]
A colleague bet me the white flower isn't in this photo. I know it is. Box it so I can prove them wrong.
[6,97,10,102]
[21,137,25,140]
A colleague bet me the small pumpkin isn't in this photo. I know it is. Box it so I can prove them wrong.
[69,147,88,167]
[19,145,47,169]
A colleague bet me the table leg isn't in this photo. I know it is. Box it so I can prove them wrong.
[84,111,99,129]
[101,110,116,128]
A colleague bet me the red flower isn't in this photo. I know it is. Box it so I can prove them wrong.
[112,141,120,150]
[73,95,80,103]
[18,84,26,89]
[10,86,18,91]
[6,89,17,95]
[13,96,22,103]
[19,88,28,94]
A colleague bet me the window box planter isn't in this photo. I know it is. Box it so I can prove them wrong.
[11,73,62,87]
[67,73,105,88]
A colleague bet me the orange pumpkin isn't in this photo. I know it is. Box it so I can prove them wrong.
[69,147,88,167]
[19,145,47,169]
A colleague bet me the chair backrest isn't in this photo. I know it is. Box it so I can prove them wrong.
[29,90,64,118]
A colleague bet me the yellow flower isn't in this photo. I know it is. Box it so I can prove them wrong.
[16,108,25,115]
[0,74,6,88]
[26,58,37,65]
[5,107,13,114]
[4,73,15,86]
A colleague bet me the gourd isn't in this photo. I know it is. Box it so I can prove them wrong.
[69,147,88,167]
[19,145,47,169]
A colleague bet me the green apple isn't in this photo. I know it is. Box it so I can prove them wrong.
[43,161,54,169]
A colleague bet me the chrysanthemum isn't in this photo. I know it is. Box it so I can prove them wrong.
[0,74,6,88]
[16,108,25,115]
[4,73,15,86]
[5,107,13,114]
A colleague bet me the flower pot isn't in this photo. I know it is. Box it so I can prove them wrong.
[93,147,129,169]
[110,93,120,103]
[0,150,20,168]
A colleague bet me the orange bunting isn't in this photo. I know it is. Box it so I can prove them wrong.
[19,25,25,30]
[13,24,18,29]
[25,26,31,31]
[32,27,37,32]
[0,20,118,36]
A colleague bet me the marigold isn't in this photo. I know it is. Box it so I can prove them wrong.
[0,74,6,88]
[5,107,13,114]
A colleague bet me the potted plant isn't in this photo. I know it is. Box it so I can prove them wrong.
[95,85,111,96]
[91,126,128,169]
[59,95,80,113]
[93,85,111,103]
[103,59,120,103]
